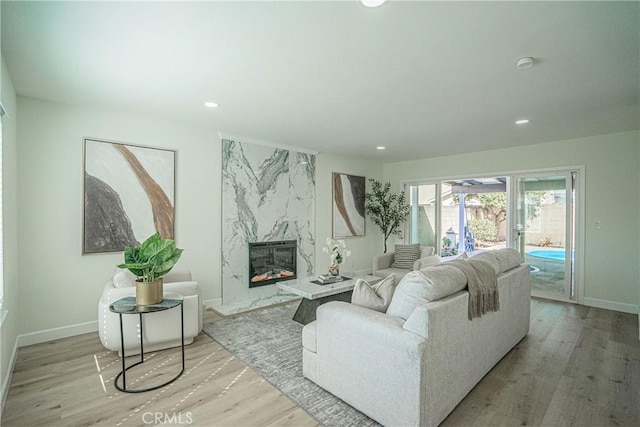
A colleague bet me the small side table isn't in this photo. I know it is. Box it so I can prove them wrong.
[109,293,185,393]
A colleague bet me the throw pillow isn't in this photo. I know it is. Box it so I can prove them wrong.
[420,263,469,300]
[494,248,523,273]
[386,271,431,320]
[391,243,421,269]
[351,275,397,312]
[387,265,469,320]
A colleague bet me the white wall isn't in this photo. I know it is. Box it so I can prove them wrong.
[384,131,640,313]
[17,95,636,337]
[315,152,384,275]
[15,96,384,338]
[1,53,19,408]
[17,97,222,336]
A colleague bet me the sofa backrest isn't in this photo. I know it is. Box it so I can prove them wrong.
[164,270,193,283]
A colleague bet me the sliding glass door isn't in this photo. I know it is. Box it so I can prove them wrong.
[513,172,577,301]
[404,168,581,303]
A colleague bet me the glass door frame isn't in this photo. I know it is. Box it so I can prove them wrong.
[508,166,585,304]
[403,180,443,254]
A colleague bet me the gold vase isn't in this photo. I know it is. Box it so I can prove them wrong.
[328,261,340,277]
[135,278,163,305]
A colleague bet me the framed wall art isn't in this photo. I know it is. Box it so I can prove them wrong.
[332,172,365,238]
[83,138,176,254]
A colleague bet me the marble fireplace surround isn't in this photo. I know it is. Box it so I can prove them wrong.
[220,138,316,315]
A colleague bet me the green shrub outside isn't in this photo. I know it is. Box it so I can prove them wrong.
[469,218,497,242]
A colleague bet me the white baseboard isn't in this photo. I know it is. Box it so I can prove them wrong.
[204,298,222,309]
[583,297,638,315]
[1,337,19,415]
[17,321,98,347]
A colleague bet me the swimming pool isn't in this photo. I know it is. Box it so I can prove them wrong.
[527,249,573,261]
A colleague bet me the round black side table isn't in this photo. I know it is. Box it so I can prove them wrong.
[109,293,184,393]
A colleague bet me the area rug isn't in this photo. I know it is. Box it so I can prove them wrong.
[202,302,379,427]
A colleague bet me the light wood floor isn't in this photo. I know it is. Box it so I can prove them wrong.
[2,299,639,427]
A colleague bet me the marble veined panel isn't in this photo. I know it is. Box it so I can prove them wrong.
[221,139,315,306]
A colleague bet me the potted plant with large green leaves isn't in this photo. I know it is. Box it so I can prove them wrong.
[118,232,184,305]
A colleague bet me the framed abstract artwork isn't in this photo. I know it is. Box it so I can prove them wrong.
[332,172,366,238]
[83,138,176,254]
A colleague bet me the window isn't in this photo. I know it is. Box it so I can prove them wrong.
[0,104,5,310]
[406,183,438,248]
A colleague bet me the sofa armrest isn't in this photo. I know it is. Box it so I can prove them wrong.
[164,270,192,283]
[315,302,427,427]
[420,246,436,257]
[318,301,408,339]
[413,254,442,271]
[372,252,394,273]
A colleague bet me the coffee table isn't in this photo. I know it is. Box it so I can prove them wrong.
[277,275,380,324]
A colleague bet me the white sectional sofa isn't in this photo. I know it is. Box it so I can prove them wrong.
[302,250,531,427]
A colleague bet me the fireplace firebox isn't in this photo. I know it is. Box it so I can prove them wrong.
[248,240,297,287]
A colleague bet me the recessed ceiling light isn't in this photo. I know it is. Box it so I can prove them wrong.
[204,101,219,108]
[515,57,534,70]
[515,119,530,125]
[376,146,386,150]
[360,0,388,8]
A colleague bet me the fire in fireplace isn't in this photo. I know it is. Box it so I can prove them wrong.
[248,240,297,287]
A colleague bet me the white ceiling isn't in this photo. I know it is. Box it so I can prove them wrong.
[2,1,638,162]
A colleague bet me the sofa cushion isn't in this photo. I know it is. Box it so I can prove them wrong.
[469,251,500,274]
[386,271,430,320]
[351,275,397,312]
[494,248,523,273]
[387,266,468,320]
[419,264,468,300]
[391,243,421,269]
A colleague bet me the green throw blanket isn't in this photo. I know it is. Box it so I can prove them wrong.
[447,258,499,320]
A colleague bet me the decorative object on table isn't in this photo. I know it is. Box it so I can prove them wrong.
[332,172,366,238]
[118,232,184,305]
[83,138,175,254]
[317,274,344,284]
[365,178,411,253]
[322,237,351,277]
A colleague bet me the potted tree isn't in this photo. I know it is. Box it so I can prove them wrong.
[118,232,184,305]
[365,178,411,253]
